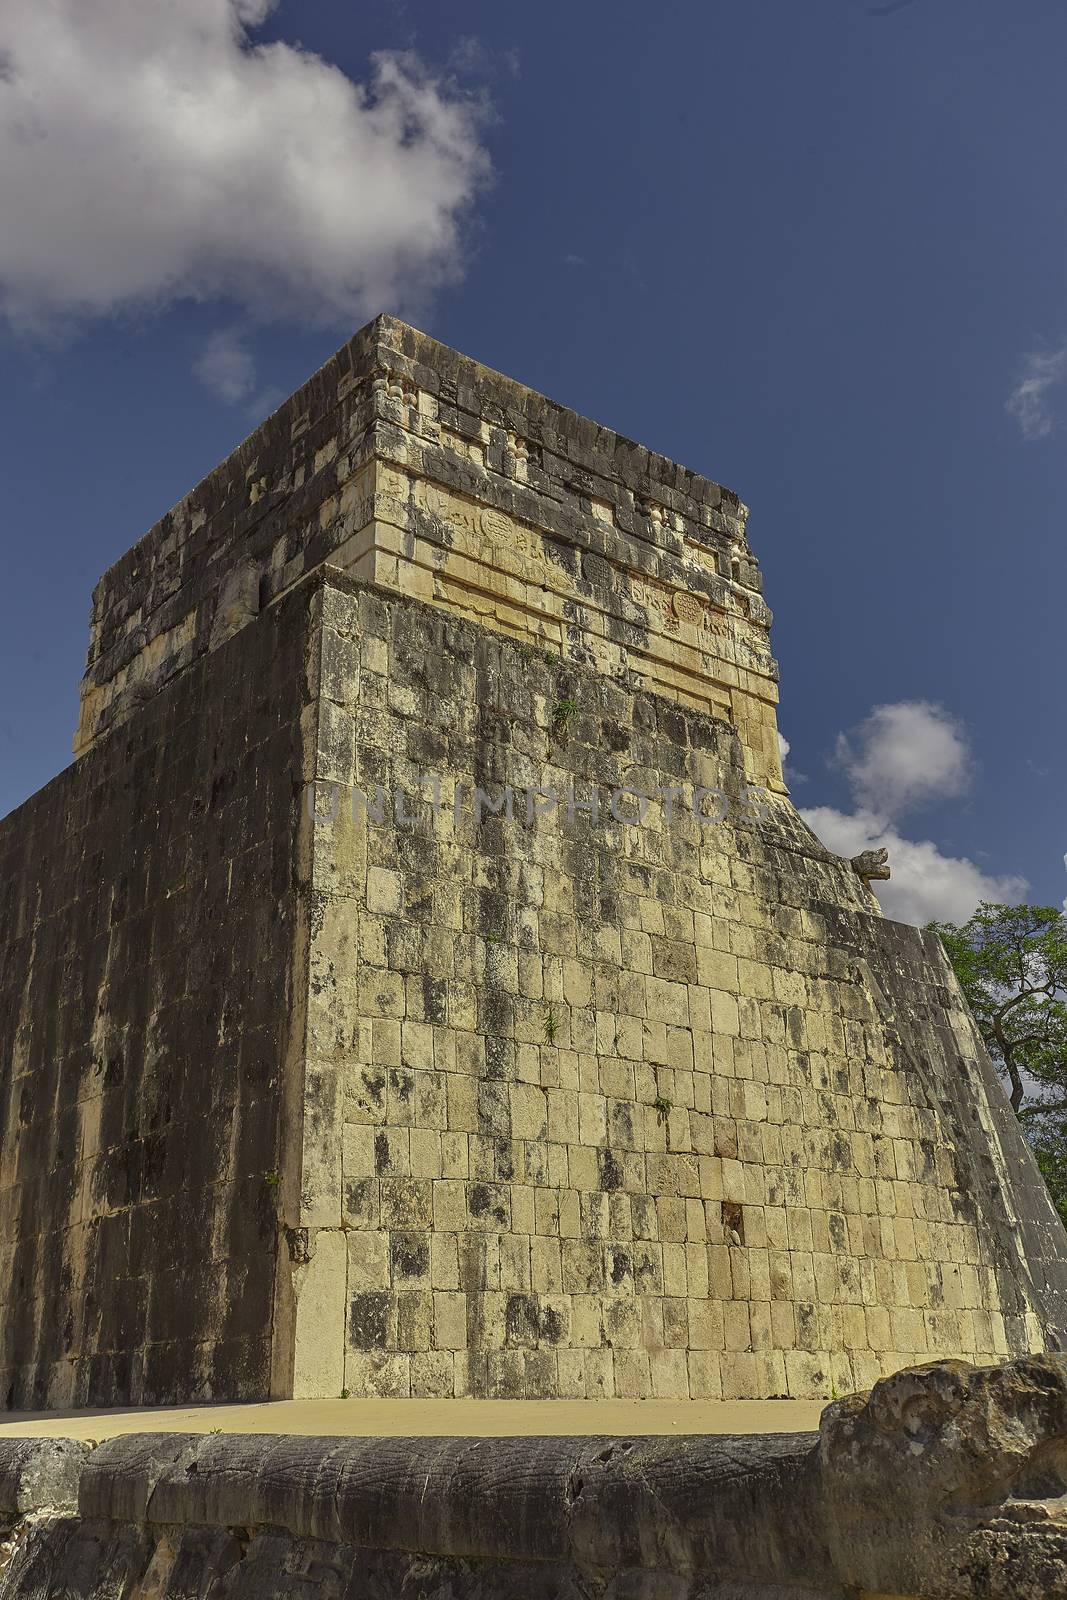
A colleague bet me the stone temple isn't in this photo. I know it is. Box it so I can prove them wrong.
[1,314,1065,1411]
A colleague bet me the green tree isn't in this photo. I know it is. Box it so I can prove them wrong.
[1031,1122,1067,1230]
[929,903,1067,1226]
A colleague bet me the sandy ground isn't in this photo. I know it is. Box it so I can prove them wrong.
[0,1396,824,1442]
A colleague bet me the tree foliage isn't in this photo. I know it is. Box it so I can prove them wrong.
[930,903,1067,1226]
[1032,1123,1067,1231]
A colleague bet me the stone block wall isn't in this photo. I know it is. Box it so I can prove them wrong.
[4,314,1066,1408]
[0,588,312,1408]
[76,317,780,793]
[3,557,1065,1406]
[274,572,1067,1402]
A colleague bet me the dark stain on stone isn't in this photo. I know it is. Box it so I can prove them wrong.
[598,1149,623,1193]
[362,1072,386,1108]
[422,976,447,1025]
[349,1292,390,1349]
[722,1201,745,1245]
[389,1233,428,1281]
[609,1249,631,1287]
[830,1133,852,1171]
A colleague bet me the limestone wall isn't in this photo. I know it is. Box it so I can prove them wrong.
[7,314,1067,1410]
[3,552,1065,1408]
[278,571,1067,1402]
[76,316,780,791]
[0,589,312,1408]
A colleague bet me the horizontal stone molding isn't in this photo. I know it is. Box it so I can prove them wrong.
[73,317,781,791]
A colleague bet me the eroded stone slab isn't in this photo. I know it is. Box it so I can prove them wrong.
[1,1358,1065,1599]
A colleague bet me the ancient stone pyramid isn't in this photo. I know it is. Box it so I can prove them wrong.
[1,315,1064,1408]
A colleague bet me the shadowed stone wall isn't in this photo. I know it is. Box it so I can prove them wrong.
[0,589,312,1408]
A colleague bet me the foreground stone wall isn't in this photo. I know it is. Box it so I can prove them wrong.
[1,1356,1065,1599]
[279,571,1067,1401]
[0,589,312,1408]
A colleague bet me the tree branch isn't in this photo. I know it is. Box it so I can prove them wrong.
[991,1012,1026,1111]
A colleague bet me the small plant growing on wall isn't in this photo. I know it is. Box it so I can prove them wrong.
[550,698,578,742]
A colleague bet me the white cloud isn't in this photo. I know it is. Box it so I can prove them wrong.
[777,732,790,763]
[799,700,1024,925]
[1007,347,1067,441]
[0,0,491,333]
[801,805,1027,926]
[194,328,257,404]
[835,700,971,819]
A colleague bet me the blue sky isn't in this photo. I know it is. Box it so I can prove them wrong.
[1,0,1064,924]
